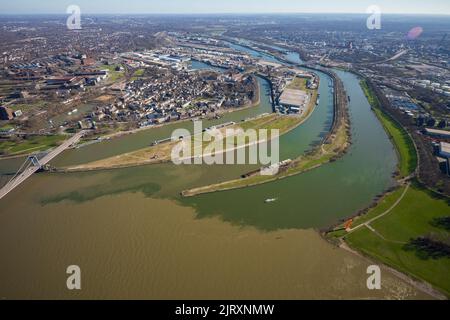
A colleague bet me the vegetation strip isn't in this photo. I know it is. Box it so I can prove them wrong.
[360,79,417,178]
[327,76,450,298]
[64,111,308,172]
[182,70,350,197]
[0,135,66,157]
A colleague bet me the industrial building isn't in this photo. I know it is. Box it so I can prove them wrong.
[424,128,450,139]
[439,142,450,158]
[437,142,450,176]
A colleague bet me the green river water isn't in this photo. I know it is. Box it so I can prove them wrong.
[0,47,430,299]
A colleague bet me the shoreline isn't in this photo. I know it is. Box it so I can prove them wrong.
[337,239,447,300]
[181,69,350,197]
[62,108,312,173]
[325,71,450,299]
[0,70,261,161]
[77,76,261,147]
[59,71,315,173]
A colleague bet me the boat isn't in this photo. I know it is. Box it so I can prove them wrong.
[348,95,351,102]
[265,198,277,203]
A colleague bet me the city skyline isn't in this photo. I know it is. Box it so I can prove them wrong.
[1,0,450,15]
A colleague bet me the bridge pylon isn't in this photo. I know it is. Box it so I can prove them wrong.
[28,155,41,168]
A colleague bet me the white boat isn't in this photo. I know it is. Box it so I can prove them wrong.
[265,198,277,203]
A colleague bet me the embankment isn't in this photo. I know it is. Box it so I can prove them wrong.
[182,69,351,197]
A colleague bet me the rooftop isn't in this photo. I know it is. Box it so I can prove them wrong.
[440,142,450,155]
[425,128,450,136]
[279,88,308,107]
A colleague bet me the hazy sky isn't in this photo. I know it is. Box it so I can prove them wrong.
[1,0,450,15]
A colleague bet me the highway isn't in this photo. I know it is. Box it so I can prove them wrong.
[362,49,409,66]
[0,131,85,201]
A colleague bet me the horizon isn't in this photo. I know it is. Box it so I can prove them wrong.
[1,0,450,15]
[1,12,450,17]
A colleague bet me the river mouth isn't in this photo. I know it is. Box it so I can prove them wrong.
[1,42,398,233]
[0,42,410,299]
[0,192,429,299]
[38,42,398,232]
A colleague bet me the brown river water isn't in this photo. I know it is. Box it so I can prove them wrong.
[0,57,432,299]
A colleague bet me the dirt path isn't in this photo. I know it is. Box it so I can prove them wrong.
[340,182,447,299]
[348,182,410,234]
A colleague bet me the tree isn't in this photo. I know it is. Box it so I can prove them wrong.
[426,117,436,127]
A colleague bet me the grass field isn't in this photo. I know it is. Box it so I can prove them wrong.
[360,80,417,178]
[67,113,305,171]
[182,88,347,197]
[0,124,15,132]
[0,135,66,156]
[346,184,450,296]
[131,69,145,81]
[100,64,125,82]
[351,186,408,228]
[359,80,380,108]
[287,77,308,91]
[9,100,48,113]
[373,109,417,177]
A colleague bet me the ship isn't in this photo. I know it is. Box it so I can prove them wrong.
[265,198,277,203]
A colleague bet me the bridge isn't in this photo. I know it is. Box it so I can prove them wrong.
[0,131,85,201]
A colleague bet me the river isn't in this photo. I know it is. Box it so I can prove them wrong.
[0,43,428,299]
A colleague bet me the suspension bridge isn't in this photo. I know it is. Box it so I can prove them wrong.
[0,131,85,201]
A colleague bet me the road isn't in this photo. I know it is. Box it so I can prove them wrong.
[0,131,85,201]
[362,49,409,66]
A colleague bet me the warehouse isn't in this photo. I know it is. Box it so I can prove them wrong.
[424,128,450,139]
[278,88,309,114]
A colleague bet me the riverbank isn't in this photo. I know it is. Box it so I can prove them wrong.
[182,70,350,197]
[344,180,450,298]
[61,67,318,173]
[62,98,314,173]
[74,73,262,150]
[359,79,417,178]
[0,135,66,159]
[0,49,430,299]
[326,76,450,299]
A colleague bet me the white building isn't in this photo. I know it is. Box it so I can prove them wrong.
[439,142,450,158]
[278,89,309,114]
[424,128,450,139]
